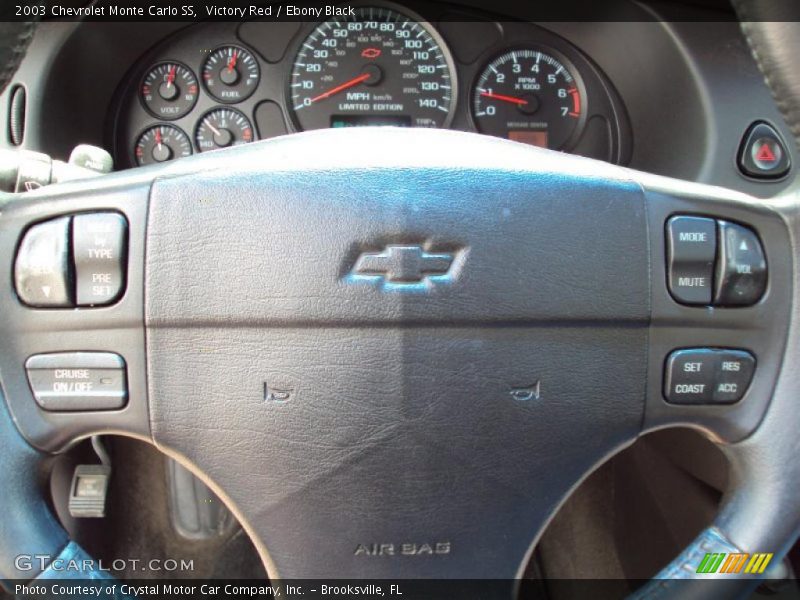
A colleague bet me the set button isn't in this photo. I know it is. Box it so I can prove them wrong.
[664,348,755,405]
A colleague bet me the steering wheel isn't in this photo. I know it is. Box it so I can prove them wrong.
[2,5,800,598]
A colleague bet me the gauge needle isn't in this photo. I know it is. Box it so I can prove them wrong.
[204,119,222,136]
[227,50,238,72]
[479,90,528,106]
[166,65,177,88]
[310,72,371,103]
[155,128,163,149]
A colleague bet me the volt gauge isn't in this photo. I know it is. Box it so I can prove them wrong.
[140,62,199,120]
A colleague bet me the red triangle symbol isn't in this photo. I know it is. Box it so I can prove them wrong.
[756,142,777,162]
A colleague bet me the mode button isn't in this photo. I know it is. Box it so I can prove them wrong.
[666,216,717,305]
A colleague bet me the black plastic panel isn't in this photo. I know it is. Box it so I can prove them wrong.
[0,179,150,451]
[642,182,792,441]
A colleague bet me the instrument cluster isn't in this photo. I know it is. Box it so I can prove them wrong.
[113,2,631,168]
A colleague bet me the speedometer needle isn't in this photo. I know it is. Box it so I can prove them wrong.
[480,90,528,106]
[310,73,371,103]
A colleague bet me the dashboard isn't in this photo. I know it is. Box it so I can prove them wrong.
[2,0,797,200]
[113,2,631,169]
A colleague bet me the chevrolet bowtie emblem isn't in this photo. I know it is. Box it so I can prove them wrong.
[350,245,457,288]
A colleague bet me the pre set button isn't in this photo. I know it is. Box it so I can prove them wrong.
[664,348,755,405]
[73,213,127,306]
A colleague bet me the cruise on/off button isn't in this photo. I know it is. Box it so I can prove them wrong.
[666,216,717,305]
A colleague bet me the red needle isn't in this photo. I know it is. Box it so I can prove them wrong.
[166,65,177,87]
[310,72,371,103]
[227,50,238,72]
[480,90,528,106]
[155,128,162,146]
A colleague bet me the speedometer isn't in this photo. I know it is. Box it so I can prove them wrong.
[289,6,456,131]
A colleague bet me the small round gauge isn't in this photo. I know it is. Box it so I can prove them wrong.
[195,107,255,152]
[202,45,260,103]
[289,6,456,131]
[134,124,192,166]
[472,49,585,150]
[141,62,199,120]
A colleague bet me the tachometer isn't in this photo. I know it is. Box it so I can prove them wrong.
[472,49,585,149]
[289,6,456,131]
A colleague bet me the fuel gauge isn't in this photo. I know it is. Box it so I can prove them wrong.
[202,45,260,103]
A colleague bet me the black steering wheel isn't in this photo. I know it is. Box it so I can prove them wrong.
[2,5,800,599]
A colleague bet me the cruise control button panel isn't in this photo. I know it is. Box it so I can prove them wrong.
[14,212,128,308]
[664,348,755,405]
[26,352,128,412]
[666,215,766,307]
[13,216,72,307]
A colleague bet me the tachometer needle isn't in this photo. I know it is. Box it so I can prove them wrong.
[479,90,528,106]
[310,72,371,103]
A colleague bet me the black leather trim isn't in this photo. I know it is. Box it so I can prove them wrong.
[0,21,36,97]
[732,1,800,147]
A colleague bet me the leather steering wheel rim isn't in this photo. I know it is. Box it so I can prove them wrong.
[2,4,800,598]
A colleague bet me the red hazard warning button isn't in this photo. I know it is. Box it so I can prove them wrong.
[739,121,791,178]
[754,139,779,163]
